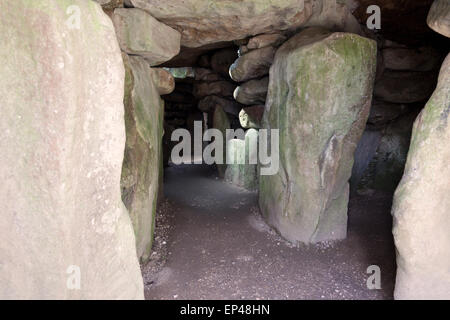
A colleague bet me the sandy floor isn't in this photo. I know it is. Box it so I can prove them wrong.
[143,164,396,300]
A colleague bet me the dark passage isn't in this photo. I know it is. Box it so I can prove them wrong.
[144,163,395,300]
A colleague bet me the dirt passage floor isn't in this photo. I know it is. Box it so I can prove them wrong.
[143,164,396,300]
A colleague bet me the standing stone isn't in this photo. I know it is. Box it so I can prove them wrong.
[392,54,450,299]
[112,8,181,65]
[427,0,450,38]
[163,123,176,166]
[229,46,276,82]
[0,0,143,299]
[234,77,269,105]
[212,106,231,178]
[225,129,259,191]
[121,54,164,264]
[259,27,377,243]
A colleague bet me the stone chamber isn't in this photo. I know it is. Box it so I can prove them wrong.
[0,0,449,299]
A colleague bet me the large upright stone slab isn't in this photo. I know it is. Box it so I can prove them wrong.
[259,27,377,244]
[112,8,181,65]
[0,0,143,299]
[392,54,450,300]
[225,129,259,191]
[121,54,164,264]
[212,106,231,178]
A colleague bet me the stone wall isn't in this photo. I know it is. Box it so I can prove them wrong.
[351,38,444,194]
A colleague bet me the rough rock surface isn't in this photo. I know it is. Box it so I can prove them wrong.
[353,112,417,194]
[382,47,442,72]
[225,129,259,190]
[247,33,287,51]
[112,8,181,65]
[374,70,437,104]
[367,100,409,127]
[150,68,175,95]
[121,54,164,264]
[230,46,276,82]
[350,130,382,195]
[0,0,143,299]
[392,54,450,300]
[259,27,377,243]
[94,0,123,9]
[427,0,450,38]
[304,0,362,34]
[234,77,269,105]
[129,0,314,47]
[198,95,242,116]
[194,81,236,99]
[240,33,287,54]
[211,48,239,78]
[195,68,223,82]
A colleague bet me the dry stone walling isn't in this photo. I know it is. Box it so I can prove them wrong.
[351,38,443,194]
[0,0,143,299]
[259,27,377,244]
[224,31,290,190]
[156,0,365,192]
[391,2,450,300]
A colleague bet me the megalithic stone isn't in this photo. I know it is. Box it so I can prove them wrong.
[121,54,164,264]
[392,53,450,300]
[225,129,259,191]
[0,0,143,299]
[259,27,377,244]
